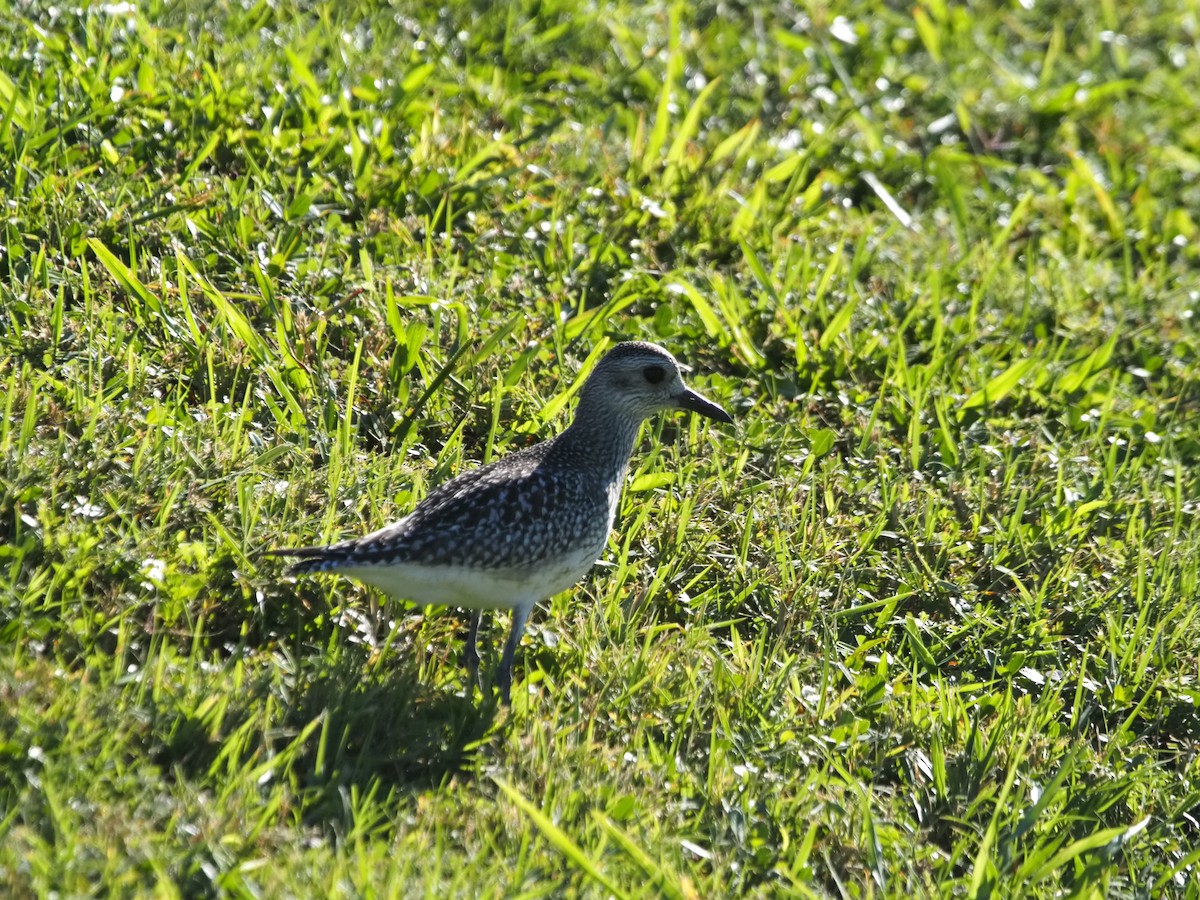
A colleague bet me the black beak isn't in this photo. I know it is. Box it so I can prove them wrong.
[677,387,733,424]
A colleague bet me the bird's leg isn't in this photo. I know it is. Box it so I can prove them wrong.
[495,603,532,706]
[464,610,483,690]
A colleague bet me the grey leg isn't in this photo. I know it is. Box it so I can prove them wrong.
[496,603,532,706]
[464,610,482,688]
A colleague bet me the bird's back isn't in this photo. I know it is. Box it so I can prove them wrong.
[281,436,618,576]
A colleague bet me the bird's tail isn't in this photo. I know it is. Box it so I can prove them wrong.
[262,545,343,575]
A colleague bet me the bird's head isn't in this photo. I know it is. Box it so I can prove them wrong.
[578,341,733,425]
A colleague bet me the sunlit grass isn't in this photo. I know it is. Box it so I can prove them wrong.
[2,0,1199,895]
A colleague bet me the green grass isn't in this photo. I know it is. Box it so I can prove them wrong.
[2,0,1200,895]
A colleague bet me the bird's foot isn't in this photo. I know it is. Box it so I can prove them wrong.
[496,664,512,707]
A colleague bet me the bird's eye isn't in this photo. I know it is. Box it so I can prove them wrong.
[643,365,666,384]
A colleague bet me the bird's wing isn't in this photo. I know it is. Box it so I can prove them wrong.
[271,445,606,572]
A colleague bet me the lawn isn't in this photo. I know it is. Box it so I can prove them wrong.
[2,0,1199,895]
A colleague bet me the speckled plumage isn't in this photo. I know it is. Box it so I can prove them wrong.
[267,341,732,704]
[292,438,622,572]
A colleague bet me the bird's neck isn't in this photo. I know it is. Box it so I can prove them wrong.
[553,407,643,485]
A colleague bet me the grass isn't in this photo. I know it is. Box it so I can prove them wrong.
[2,0,1199,895]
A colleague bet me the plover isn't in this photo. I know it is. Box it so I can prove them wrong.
[267,341,732,704]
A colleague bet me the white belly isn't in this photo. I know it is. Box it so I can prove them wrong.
[336,540,605,610]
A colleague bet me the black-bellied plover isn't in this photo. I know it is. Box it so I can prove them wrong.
[267,341,732,704]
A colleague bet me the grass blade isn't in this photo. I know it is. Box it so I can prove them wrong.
[494,778,628,900]
[592,812,685,900]
[960,357,1038,412]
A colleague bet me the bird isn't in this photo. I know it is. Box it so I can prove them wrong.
[266,341,733,705]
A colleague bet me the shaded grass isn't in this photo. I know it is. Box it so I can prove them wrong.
[2,0,1200,895]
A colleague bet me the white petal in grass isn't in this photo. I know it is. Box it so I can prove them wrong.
[830,16,858,44]
[1019,666,1046,686]
[1145,431,1162,444]
[774,128,803,152]
[1118,815,1151,846]
[141,557,167,591]
[930,113,957,135]
[799,683,822,710]
[72,497,104,519]
[812,85,838,106]
[680,840,713,861]
[639,195,668,219]
[336,606,394,649]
